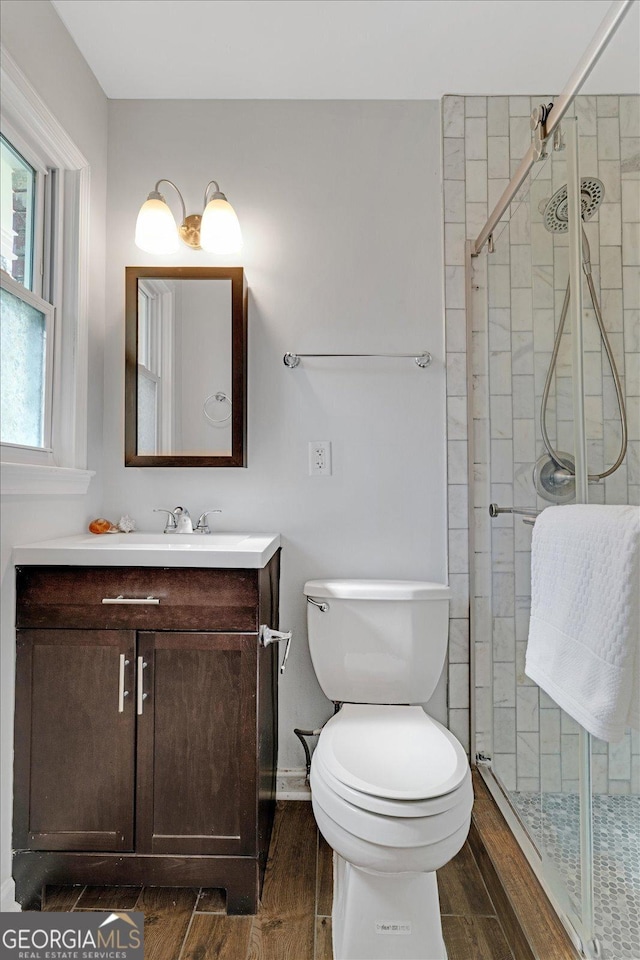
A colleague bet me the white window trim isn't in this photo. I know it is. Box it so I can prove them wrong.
[0,46,94,496]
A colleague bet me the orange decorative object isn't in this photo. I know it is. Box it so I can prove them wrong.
[88,518,117,535]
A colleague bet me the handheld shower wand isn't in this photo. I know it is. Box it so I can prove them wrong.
[534,178,627,501]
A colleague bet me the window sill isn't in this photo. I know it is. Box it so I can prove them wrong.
[1,462,95,496]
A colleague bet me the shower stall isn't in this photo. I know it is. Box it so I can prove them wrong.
[442,2,639,957]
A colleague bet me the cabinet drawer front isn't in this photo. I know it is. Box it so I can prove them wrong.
[16,566,259,631]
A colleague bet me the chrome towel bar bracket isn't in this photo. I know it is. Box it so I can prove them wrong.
[489,503,542,523]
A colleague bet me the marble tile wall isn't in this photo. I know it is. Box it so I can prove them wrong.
[443,94,640,796]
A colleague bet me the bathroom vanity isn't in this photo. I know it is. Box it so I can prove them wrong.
[11,533,281,913]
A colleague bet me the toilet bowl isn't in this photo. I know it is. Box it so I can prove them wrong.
[304,580,472,960]
[309,707,472,957]
[311,704,471,872]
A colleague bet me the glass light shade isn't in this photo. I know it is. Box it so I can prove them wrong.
[135,197,180,254]
[200,197,243,254]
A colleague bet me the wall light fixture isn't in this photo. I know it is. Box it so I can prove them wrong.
[135,178,242,255]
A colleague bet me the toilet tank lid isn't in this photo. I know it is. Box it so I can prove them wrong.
[303,579,451,600]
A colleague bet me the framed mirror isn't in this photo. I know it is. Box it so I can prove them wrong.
[125,266,247,467]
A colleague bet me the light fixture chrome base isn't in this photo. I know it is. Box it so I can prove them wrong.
[533,452,576,503]
[179,213,202,249]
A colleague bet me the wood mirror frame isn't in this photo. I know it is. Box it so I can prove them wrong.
[125,266,247,467]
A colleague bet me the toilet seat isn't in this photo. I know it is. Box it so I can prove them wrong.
[313,749,472,819]
[315,704,469,801]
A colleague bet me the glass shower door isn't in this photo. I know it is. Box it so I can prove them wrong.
[482,114,595,950]
[576,86,640,960]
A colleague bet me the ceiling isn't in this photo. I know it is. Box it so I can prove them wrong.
[51,0,639,100]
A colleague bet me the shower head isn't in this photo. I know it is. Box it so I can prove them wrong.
[542,177,605,233]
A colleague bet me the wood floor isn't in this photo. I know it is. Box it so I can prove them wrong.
[42,800,514,960]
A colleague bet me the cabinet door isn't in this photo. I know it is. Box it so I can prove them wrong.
[14,629,136,852]
[136,632,257,856]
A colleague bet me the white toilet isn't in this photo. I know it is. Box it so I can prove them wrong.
[305,579,473,960]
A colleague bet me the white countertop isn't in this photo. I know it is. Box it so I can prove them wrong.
[13,532,281,569]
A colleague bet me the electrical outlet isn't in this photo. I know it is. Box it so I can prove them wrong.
[308,441,332,476]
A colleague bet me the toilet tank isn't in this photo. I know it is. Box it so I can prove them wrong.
[304,579,451,704]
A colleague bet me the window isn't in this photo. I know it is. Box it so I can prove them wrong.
[0,282,54,448]
[1,48,93,494]
[1,134,37,290]
[1,134,54,455]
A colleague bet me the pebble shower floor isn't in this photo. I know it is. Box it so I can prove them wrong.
[512,792,640,960]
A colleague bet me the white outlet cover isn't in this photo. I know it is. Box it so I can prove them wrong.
[309,441,332,475]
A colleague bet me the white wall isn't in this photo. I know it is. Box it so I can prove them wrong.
[0,23,447,906]
[0,0,107,908]
[105,99,448,772]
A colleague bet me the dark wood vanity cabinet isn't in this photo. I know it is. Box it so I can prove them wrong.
[13,556,280,913]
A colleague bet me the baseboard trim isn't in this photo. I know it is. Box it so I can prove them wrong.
[1,876,21,912]
[470,768,580,960]
[276,768,311,800]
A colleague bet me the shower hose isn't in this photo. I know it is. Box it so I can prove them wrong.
[539,228,628,481]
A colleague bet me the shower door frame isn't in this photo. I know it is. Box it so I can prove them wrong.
[466,119,596,954]
[465,1,635,950]
[470,0,634,259]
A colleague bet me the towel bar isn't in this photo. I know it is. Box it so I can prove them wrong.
[283,351,432,369]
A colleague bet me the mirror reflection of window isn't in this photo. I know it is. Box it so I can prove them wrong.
[136,280,175,455]
[137,286,159,454]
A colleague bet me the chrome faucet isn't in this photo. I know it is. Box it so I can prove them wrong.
[154,506,221,534]
[195,510,222,534]
[153,506,192,534]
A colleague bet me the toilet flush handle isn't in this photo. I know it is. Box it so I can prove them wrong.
[307,597,329,612]
[259,626,293,675]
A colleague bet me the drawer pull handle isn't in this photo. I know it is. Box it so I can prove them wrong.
[118,654,130,713]
[102,595,160,604]
[137,657,148,715]
[259,625,293,676]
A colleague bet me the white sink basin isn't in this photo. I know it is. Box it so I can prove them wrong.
[13,531,281,568]
[77,533,251,548]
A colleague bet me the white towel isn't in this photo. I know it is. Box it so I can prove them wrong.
[525,503,640,743]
